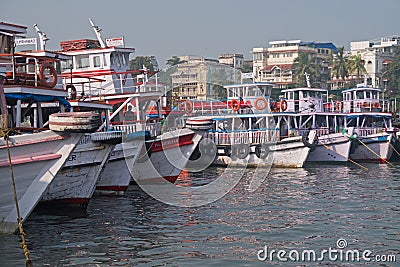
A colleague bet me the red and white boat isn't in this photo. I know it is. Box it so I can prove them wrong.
[59,19,200,194]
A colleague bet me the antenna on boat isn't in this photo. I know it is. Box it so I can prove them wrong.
[304,72,311,88]
[88,18,106,48]
[33,24,49,50]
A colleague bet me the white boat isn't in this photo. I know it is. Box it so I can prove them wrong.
[183,83,317,168]
[340,86,395,162]
[279,86,354,163]
[0,22,85,233]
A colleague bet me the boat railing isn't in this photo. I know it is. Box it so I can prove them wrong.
[0,53,64,90]
[354,127,381,137]
[204,129,278,146]
[110,122,161,137]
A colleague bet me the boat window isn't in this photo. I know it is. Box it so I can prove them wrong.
[303,91,308,98]
[103,53,108,66]
[76,55,90,69]
[61,59,73,72]
[366,91,372,99]
[93,55,101,68]
[372,91,378,99]
[315,92,321,99]
[356,91,364,99]
[27,58,36,73]
[111,52,121,68]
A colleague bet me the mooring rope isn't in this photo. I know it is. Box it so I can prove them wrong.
[322,142,368,171]
[2,128,33,267]
[356,138,395,167]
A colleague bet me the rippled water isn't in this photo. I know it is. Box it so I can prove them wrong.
[1,163,399,266]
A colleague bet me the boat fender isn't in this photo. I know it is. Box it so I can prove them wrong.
[302,130,318,151]
[39,62,57,88]
[66,84,77,100]
[199,138,217,158]
[255,144,269,159]
[254,98,267,110]
[233,144,249,159]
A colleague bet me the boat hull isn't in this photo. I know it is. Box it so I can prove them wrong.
[95,141,143,195]
[41,134,114,208]
[0,131,82,234]
[307,132,352,162]
[349,133,393,162]
[129,129,201,183]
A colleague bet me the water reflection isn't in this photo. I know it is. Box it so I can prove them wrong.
[0,164,398,266]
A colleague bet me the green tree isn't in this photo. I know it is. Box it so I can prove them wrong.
[382,47,400,98]
[129,56,155,72]
[331,46,349,80]
[292,52,318,87]
[166,56,186,67]
[347,54,367,83]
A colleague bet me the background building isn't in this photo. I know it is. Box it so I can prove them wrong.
[252,40,337,89]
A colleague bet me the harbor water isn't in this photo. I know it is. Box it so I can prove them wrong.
[0,163,399,266]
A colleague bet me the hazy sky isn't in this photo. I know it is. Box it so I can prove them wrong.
[2,0,400,68]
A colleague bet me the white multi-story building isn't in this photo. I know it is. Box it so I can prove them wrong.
[253,40,336,89]
[349,36,400,88]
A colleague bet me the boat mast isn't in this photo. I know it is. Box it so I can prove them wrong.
[88,18,106,48]
[33,24,49,50]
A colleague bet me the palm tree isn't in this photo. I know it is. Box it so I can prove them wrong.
[347,54,367,83]
[331,46,348,80]
[292,52,318,87]
[166,56,186,67]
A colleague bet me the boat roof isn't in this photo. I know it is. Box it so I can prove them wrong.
[224,82,274,89]
[69,100,112,110]
[0,21,27,35]
[61,46,135,55]
[346,112,392,118]
[281,87,327,93]
[342,87,382,93]
[15,50,70,60]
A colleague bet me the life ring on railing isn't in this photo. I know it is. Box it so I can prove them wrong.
[39,62,57,88]
[375,102,381,109]
[335,101,342,111]
[255,144,269,159]
[230,99,241,111]
[280,99,287,111]
[302,130,318,151]
[184,100,193,113]
[254,98,267,110]
[233,144,249,159]
[66,84,77,100]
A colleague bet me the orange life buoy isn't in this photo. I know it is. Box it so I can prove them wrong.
[280,99,287,111]
[254,97,267,110]
[230,99,241,111]
[66,84,77,100]
[375,102,381,109]
[335,101,342,111]
[184,100,193,113]
[39,62,57,88]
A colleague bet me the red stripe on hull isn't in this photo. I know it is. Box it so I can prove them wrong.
[0,135,65,149]
[0,153,61,167]
[150,133,195,153]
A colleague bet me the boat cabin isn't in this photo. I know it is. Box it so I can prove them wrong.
[341,86,381,113]
[225,82,273,113]
[280,87,327,113]
[60,39,136,96]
